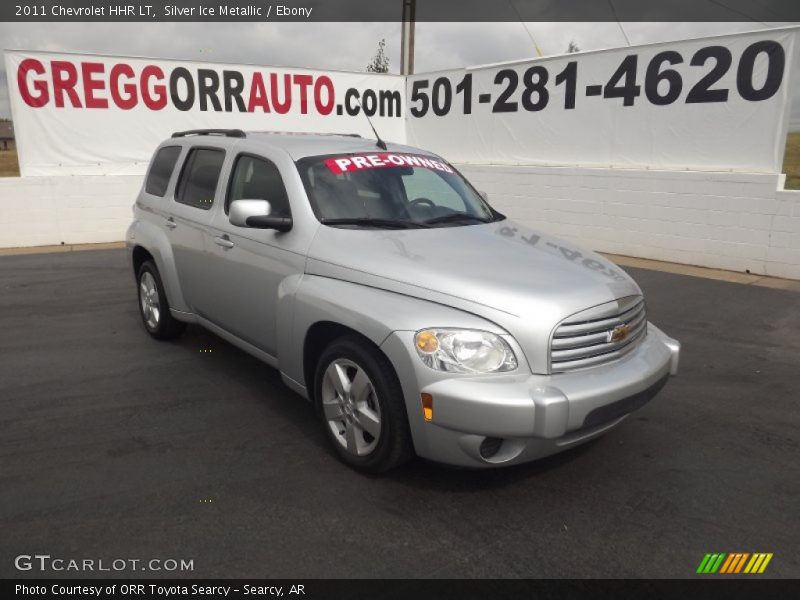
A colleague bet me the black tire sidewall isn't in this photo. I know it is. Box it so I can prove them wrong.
[315,336,412,473]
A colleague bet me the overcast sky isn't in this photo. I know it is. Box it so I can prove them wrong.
[1,21,798,127]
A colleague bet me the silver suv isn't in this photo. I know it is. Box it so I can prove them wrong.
[127,129,680,472]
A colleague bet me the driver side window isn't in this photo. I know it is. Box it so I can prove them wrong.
[402,168,466,212]
[227,155,291,216]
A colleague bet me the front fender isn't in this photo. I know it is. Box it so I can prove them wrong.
[280,275,508,391]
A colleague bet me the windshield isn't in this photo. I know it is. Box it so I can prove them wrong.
[296,152,500,229]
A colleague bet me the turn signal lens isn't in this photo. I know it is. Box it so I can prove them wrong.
[415,330,439,353]
[421,393,434,421]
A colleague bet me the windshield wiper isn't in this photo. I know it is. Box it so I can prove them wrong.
[320,217,429,229]
[423,212,492,226]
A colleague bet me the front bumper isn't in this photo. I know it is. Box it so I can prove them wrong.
[380,323,679,467]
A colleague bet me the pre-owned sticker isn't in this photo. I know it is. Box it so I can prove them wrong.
[324,153,454,175]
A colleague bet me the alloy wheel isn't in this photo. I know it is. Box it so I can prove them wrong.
[139,271,161,329]
[321,358,382,456]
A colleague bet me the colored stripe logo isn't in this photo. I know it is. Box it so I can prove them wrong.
[697,553,773,574]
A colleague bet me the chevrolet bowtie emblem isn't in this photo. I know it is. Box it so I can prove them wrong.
[608,324,630,343]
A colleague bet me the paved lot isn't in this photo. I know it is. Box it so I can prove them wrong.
[0,249,798,578]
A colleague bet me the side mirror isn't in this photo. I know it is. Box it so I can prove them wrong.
[229,199,292,232]
[479,190,489,202]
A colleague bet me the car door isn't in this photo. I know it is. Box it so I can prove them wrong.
[168,146,227,312]
[197,151,304,358]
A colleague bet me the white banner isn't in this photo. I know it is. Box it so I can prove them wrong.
[406,28,798,173]
[5,28,799,177]
[5,50,406,176]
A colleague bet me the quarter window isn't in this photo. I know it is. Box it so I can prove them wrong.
[227,155,291,216]
[145,146,181,197]
[175,148,225,210]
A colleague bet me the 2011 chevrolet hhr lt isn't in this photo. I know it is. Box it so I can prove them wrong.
[127,129,680,473]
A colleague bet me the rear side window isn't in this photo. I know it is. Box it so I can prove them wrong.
[145,146,181,196]
[226,155,291,216]
[175,148,225,210]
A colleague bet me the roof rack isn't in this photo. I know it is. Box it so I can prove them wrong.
[250,131,362,138]
[172,129,246,138]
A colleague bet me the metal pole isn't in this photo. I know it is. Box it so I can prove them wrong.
[400,0,416,75]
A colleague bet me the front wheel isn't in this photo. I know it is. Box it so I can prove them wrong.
[315,336,414,473]
[137,260,186,340]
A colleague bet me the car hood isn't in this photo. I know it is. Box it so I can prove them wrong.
[305,219,640,331]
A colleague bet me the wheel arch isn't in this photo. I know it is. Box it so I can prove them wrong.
[302,321,388,408]
[128,219,189,313]
[131,245,154,277]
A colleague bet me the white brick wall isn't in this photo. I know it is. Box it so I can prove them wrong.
[1,169,799,280]
[769,190,800,279]
[459,165,800,280]
[0,176,140,248]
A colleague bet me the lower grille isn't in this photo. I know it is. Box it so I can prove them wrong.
[581,374,668,429]
[550,296,647,372]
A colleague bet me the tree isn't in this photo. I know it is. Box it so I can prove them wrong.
[566,40,580,53]
[366,39,390,73]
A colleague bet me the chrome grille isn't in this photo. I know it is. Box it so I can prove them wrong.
[550,296,647,372]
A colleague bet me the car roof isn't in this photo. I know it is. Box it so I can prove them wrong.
[168,130,440,161]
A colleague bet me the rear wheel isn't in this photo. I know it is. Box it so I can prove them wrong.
[315,336,413,473]
[137,260,186,340]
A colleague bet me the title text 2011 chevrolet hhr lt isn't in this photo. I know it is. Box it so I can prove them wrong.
[127,129,680,472]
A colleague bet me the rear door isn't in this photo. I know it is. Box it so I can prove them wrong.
[168,146,227,312]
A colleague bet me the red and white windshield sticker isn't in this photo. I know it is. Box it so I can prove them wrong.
[323,153,454,175]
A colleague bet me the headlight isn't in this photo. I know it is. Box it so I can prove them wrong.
[414,329,518,373]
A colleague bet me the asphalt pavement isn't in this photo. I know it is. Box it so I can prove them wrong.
[0,249,798,578]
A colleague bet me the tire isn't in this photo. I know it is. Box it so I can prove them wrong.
[314,335,414,473]
[136,260,186,340]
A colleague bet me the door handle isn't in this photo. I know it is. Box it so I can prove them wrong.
[165,217,177,230]
[213,235,235,249]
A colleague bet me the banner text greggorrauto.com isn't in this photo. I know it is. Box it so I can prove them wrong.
[16,58,401,117]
